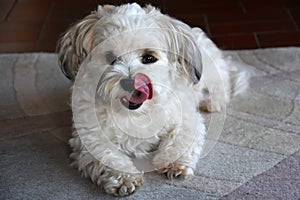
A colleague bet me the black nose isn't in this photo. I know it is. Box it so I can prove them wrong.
[120,77,135,92]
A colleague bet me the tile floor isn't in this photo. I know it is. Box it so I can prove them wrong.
[0,0,300,53]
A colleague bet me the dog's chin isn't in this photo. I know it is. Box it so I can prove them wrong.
[120,97,143,110]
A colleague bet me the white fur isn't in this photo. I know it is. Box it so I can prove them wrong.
[58,3,248,196]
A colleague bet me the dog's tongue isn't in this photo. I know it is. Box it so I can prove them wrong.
[129,73,153,104]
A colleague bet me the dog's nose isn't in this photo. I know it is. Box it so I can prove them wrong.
[120,77,135,92]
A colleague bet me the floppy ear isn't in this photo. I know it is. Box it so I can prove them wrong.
[57,12,99,80]
[57,5,116,80]
[156,15,202,84]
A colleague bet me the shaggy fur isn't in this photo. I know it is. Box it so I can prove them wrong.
[57,3,248,196]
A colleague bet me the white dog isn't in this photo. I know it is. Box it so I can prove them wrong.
[57,3,248,196]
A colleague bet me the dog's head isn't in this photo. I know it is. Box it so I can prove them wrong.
[57,3,202,110]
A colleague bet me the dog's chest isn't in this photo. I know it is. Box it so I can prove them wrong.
[117,134,162,158]
[97,92,183,157]
[98,109,176,158]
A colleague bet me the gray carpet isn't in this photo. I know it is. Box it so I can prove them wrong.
[0,48,300,199]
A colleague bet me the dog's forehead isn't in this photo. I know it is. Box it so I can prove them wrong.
[94,5,167,59]
[96,4,167,53]
[115,3,146,15]
[98,3,146,16]
[103,29,164,56]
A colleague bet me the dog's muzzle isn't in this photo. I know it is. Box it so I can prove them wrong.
[120,73,153,110]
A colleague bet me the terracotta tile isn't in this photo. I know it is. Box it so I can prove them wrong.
[289,8,300,28]
[50,3,94,21]
[163,0,243,16]
[1,0,300,52]
[7,0,51,21]
[210,20,296,35]
[282,0,300,8]
[0,21,41,42]
[0,0,17,21]
[51,0,118,11]
[0,42,56,53]
[242,0,284,11]
[0,30,38,43]
[0,43,34,53]
[208,8,291,24]
[257,31,300,48]
[39,20,71,41]
[0,32,37,43]
[174,15,209,33]
[50,0,161,20]
[0,21,42,32]
[49,11,87,22]
[51,0,124,7]
[163,0,241,9]
[212,34,259,50]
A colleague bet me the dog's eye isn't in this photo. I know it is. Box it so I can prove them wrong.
[141,54,158,64]
[106,51,117,65]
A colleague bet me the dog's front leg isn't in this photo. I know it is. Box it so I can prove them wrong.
[70,136,143,196]
[152,114,206,179]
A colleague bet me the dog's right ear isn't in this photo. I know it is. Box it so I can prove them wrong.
[57,12,100,80]
[57,5,116,80]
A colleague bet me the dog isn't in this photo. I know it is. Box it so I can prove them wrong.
[57,3,248,196]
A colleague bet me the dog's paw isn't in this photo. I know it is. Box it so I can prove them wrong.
[104,174,143,196]
[158,163,194,180]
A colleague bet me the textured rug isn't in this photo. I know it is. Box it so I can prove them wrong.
[0,48,299,199]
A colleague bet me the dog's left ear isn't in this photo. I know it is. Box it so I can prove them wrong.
[155,14,202,84]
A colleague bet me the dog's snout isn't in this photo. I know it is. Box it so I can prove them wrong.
[120,78,135,92]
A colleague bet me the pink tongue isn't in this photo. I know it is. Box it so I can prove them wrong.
[129,73,153,104]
